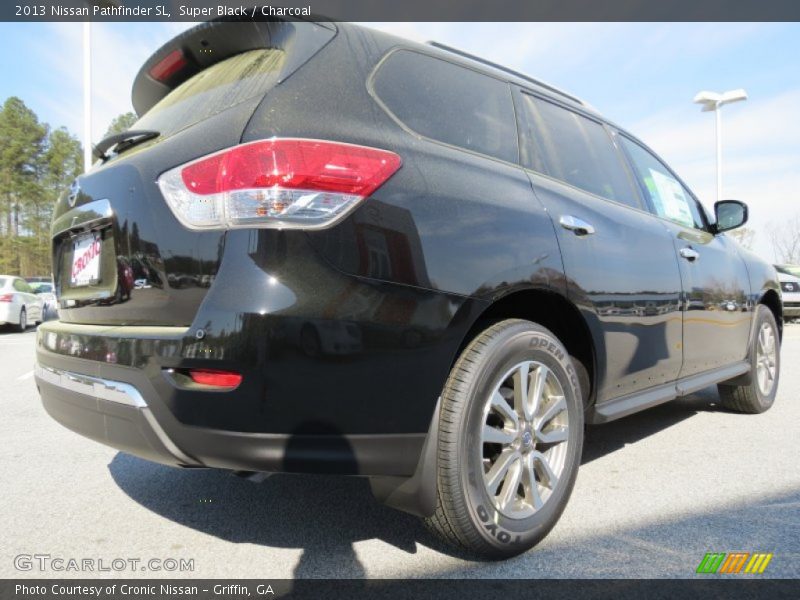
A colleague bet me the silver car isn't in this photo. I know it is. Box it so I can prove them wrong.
[0,276,44,332]
[775,266,800,320]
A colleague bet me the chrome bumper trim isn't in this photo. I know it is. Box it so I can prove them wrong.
[35,364,146,408]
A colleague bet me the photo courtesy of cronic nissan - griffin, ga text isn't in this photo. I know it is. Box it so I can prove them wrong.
[34,18,783,559]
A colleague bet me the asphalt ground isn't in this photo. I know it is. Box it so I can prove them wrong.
[1,323,798,579]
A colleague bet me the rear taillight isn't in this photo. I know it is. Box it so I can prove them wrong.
[188,369,243,388]
[0,294,13,303]
[157,138,402,230]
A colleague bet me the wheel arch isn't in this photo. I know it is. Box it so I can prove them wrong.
[759,288,783,341]
[454,287,597,410]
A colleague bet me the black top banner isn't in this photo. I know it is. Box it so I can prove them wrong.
[4,0,800,22]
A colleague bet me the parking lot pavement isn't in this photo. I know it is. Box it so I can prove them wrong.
[1,324,798,579]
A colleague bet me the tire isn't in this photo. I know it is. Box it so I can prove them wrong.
[718,305,780,414]
[425,319,584,559]
[16,308,27,333]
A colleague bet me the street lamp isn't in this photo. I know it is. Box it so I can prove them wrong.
[693,89,748,202]
[82,1,123,173]
[82,21,91,173]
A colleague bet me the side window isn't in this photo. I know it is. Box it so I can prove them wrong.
[619,136,706,230]
[13,279,31,293]
[371,50,518,163]
[517,93,640,208]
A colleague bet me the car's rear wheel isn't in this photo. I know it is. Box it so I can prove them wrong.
[718,304,780,413]
[425,319,584,559]
[16,308,27,332]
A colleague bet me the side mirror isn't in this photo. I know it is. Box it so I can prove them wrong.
[714,200,748,233]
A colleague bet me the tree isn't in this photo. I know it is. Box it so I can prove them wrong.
[103,112,138,138]
[0,97,83,276]
[0,97,47,273]
[24,128,83,275]
[771,215,800,265]
[727,226,755,251]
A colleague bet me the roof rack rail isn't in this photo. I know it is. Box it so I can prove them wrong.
[426,41,585,106]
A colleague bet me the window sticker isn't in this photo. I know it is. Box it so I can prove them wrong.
[646,169,694,228]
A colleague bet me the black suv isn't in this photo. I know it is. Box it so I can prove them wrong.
[36,19,782,559]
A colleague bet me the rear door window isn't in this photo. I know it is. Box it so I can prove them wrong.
[134,48,286,139]
[619,136,706,230]
[517,92,640,208]
[371,50,518,163]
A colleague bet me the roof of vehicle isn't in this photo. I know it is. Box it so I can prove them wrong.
[423,40,594,115]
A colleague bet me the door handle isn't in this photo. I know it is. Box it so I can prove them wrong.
[679,247,699,262]
[559,215,595,236]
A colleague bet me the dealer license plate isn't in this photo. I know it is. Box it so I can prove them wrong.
[71,232,101,287]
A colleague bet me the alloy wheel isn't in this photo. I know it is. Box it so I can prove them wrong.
[755,321,777,396]
[480,361,570,519]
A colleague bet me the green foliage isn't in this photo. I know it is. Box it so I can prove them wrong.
[0,97,83,276]
[103,112,138,138]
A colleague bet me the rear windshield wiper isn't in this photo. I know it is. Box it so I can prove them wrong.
[92,130,159,161]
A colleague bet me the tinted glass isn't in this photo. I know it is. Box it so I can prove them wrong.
[372,50,518,163]
[518,94,639,207]
[135,49,286,139]
[619,137,705,229]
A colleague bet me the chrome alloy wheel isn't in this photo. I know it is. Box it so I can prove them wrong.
[479,361,570,519]
[755,322,777,397]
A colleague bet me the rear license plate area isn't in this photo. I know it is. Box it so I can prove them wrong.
[70,231,102,287]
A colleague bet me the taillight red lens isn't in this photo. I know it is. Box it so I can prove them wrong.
[181,139,402,198]
[149,49,187,82]
[0,294,13,303]
[157,138,402,231]
[188,369,242,388]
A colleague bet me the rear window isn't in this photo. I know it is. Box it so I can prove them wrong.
[0,278,6,288]
[134,49,286,138]
[371,50,518,163]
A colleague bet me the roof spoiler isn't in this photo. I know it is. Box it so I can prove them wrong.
[132,18,336,116]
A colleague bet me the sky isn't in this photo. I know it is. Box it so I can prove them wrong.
[1,21,798,261]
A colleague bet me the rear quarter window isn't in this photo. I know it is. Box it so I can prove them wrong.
[134,48,286,139]
[518,93,639,208]
[371,50,518,163]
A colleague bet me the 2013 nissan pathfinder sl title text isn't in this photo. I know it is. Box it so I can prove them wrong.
[35,18,783,559]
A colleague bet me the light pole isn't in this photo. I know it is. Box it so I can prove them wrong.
[693,89,748,202]
[82,21,92,173]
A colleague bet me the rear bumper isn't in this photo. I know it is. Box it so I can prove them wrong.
[0,302,20,324]
[36,363,197,467]
[35,339,426,476]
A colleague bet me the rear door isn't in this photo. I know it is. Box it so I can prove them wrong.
[13,278,40,321]
[514,89,684,404]
[616,134,752,376]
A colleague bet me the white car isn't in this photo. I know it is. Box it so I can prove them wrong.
[0,276,44,331]
[775,268,800,321]
[28,281,57,319]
